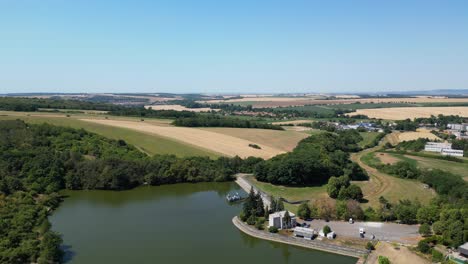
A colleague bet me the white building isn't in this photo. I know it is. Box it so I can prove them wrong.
[268,211,296,229]
[424,142,452,152]
[293,227,315,239]
[424,142,464,157]
[441,148,464,157]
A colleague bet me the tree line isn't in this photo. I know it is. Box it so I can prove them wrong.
[172,115,284,130]
[0,97,122,112]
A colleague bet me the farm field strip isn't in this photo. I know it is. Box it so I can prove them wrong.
[348,106,468,120]
[79,119,287,159]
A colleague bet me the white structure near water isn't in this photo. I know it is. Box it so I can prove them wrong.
[293,227,315,239]
[268,211,296,229]
[424,142,464,157]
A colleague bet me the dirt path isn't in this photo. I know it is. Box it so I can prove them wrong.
[351,134,435,207]
[351,142,393,206]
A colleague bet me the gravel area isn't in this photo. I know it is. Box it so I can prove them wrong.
[301,219,420,245]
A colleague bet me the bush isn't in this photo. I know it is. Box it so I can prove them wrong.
[297,202,311,219]
[378,256,390,264]
[268,226,278,233]
[323,225,331,235]
[246,215,256,225]
[417,240,431,253]
[419,223,431,237]
[431,249,444,262]
[366,241,375,250]
[255,219,265,230]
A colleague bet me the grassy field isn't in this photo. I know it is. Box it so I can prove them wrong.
[352,136,436,208]
[385,152,468,181]
[358,132,381,148]
[0,113,219,158]
[245,175,329,212]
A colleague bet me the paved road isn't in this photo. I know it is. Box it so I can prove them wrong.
[300,219,420,245]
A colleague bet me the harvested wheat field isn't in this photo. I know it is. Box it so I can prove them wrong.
[348,106,468,120]
[80,119,286,159]
[200,127,308,152]
[396,129,441,143]
[144,104,218,112]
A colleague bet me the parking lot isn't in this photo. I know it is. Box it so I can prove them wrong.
[299,219,420,245]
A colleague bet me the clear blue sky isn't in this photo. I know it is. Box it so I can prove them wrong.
[1,0,467,94]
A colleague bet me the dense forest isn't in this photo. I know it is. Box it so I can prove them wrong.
[0,97,122,112]
[109,107,198,119]
[172,115,284,130]
[253,130,368,185]
[0,120,262,263]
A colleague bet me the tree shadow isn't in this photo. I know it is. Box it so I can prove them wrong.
[61,244,77,263]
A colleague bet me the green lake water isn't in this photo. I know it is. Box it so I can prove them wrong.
[50,182,356,264]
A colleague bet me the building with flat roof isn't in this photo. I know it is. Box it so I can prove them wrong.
[293,227,315,239]
[424,142,464,157]
[268,211,296,230]
[424,142,452,152]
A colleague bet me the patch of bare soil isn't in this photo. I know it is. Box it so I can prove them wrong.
[368,242,429,264]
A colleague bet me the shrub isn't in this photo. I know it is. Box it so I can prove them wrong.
[268,226,278,233]
[431,249,443,262]
[246,215,256,225]
[297,202,311,219]
[323,225,331,235]
[417,240,430,253]
[255,219,265,230]
[366,241,375,250]
[419,223,432,237]
[378,256,390,264]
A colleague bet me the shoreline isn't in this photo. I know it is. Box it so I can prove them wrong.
[232,216,368,260]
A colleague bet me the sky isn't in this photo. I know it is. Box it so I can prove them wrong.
[0,0,467,94]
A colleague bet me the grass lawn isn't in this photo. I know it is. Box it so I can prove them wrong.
[0,113,219,158]
[358,132,381,148]
[245,175,329,212]
[354,145,435,208]
[388,153,468,181]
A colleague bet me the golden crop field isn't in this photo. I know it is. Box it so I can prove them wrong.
[348,106,468,120]
[79,119,302,159]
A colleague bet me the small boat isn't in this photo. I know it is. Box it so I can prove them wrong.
[226,192,242,202]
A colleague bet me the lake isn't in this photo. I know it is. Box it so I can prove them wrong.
[50,182,356,264]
